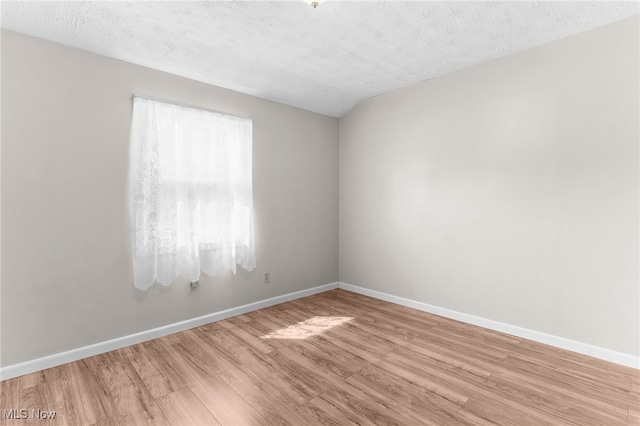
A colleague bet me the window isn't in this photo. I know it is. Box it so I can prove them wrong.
[131,96,255,290]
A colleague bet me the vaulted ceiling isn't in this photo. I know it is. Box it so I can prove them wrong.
[2,1,638,117]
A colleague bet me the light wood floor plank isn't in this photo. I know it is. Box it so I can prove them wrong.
[124,341,187,399]
[90,359,160,424]
[193,325,271,366]
[318,379,429,426]
[2,289,638,425]
[219,323,275,355]
[263,350,332,403]
[298,395,374,426]
[60,361,115,425]
[188,374,267,426]
[313,290,440,339]
[502,352,631,409]
[155,388,220,426]
[517,338,639,378]
[458,391,579,426]
[484,369,629,424]
[375,355,471,406]
[278,339,365,379]
[89,415,128,426]
[23,379,67,426]
[172,329,237,375]
[236,318,292,350]
[345,363,472,425]
[391,340,494,385]
[218,365,314,425]
[509,342,634,391]
[0,378,21,422]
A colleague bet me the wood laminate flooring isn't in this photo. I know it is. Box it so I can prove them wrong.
[1,289,638,425]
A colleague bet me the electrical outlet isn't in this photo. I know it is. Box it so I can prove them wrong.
[190,280,199,288]
[264,271,271,284]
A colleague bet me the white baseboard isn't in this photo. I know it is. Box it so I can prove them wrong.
[2,280,636,381]
[338,282,639,370]
[0,282,339,381]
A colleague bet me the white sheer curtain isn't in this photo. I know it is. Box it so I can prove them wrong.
[131,96,255,290]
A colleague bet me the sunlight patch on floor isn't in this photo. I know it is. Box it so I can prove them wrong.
[260,316,353,340]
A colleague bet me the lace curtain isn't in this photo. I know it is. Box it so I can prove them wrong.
[131,96,256,290]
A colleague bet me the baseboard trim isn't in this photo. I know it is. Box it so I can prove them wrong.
[3,280,636,380]
[0,282,339,381]
[338,282,639,369]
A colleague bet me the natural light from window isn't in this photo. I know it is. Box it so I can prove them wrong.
[261,316,353,340]
[130,95,255,290]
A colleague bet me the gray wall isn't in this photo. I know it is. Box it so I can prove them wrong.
[1,30,339,367]
[339,16,639,356]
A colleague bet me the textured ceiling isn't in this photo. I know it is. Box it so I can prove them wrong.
[1,1,638,117]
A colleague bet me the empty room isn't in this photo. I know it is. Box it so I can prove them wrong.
[1,1,638,425]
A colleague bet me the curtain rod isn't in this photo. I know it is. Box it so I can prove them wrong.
[131,94,251,120]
